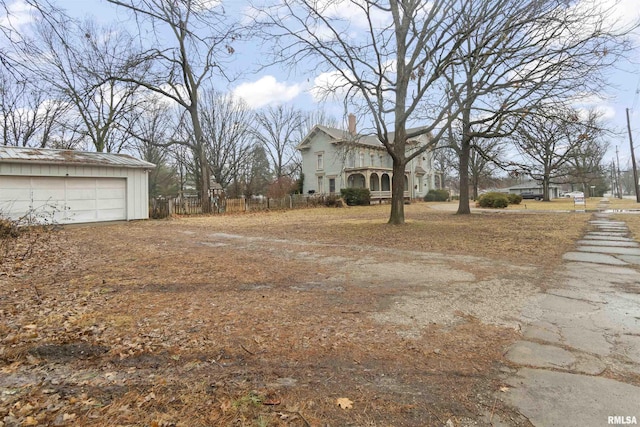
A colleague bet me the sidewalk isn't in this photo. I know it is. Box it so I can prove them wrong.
[499,199,640,426]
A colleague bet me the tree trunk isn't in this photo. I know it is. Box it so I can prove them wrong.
[189,106,211,214]
[388,158,406,225]
[457,139,471,214]
[542,175,550,201]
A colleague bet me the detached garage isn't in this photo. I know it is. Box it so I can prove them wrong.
[0,146,155,224]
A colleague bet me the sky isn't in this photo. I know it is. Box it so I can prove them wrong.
[5,0,640,170]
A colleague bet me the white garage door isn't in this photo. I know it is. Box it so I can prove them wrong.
[0,176,126,224]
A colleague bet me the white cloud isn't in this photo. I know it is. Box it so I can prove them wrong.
[0,0,35,33]
[571,93,616,120]
[309,70,354,102]
[191,0,221,13]
[313,0,391,30]
[233,76,301,109]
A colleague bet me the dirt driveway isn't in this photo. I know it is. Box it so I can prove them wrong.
[0,204,588,426]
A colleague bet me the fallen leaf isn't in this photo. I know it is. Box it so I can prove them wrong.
[336,397,353,409]
[499,386,510,392]
[23,416,38,426]
[220,400,231,413]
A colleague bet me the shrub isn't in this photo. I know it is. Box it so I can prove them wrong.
[423,189,450,202]
[507,193,523,205]
[478,192,509,208]
[340,188,371,206]
[323,194,345,208]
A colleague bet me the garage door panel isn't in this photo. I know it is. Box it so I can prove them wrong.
[0,176,32,189]
[32,188,66,202]
[66,199,97,210]
[0,188,32,202]
[0,176,126,224]
[97,187,126,199]
[0,200,31,215]
[97,198,125,210]
[66,188,97,200]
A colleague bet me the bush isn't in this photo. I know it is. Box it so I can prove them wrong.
[423,189,450,202]
[478,192,509,209]
[507,193,523,205]
[340,188,371,206]
[323,194,345,208]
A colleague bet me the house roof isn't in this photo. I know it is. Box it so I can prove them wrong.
[0,146,155,169]
[297,124,430,150]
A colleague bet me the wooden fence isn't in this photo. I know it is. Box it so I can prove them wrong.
[150,194,338,219]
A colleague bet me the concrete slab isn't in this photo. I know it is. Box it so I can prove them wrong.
[522,321,563,342]
[504,368,640,427]
[560,324,612,356]
[589,221,627,227]
[576,246,640,255]
[562,252,628,265]
[576,240,639,247]
[537,294,598,314]
[505,341,575,368]
[587,232,630,237]
[581,235,635,241]
[617,255,640,266]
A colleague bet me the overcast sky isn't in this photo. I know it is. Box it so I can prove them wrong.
[6,0,640,167]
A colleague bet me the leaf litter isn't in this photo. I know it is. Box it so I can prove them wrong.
[0,203,589,426]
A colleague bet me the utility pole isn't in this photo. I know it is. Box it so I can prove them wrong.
[626,108,640,202]
[616,146,623,199]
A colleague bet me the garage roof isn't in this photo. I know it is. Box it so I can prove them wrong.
[0,146,155,169]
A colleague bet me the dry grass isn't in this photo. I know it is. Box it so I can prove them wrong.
[0,203,594,426]
[179,202,590,267]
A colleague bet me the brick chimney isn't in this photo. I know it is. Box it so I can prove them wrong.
[348,113,356,135]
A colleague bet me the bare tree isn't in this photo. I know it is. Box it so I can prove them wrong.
[566,113,610,196]
[198,89,253,194]
[257,0,634,222]
[0,69,69,148]
[512,109,605,201]
[257,0,482,223]
[469,139,504,200]
[432,143,458,192]
[243,143,272,197]
[252,105,303,179]
[106,0,237,213]
[23,14,145,153]
[442,0,633,213]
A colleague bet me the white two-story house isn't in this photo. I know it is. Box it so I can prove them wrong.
[296,115,435,201]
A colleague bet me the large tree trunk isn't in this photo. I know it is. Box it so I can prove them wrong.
[457,139,471,214]
[472,174,479,201]
[388,158,406,225]
[542,175,550,201]
[190,107,211,214]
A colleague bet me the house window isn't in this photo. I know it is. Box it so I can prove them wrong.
[359,152,364,167]
[317,176,324,193]
[317,153,324,170]
[379,155,384,167]
[348,153,355,168]
[370,154,375,166]
[329,178,336,193]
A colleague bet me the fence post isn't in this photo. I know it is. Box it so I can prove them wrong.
[289,195,293,209]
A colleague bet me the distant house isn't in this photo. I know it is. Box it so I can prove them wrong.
[0,146,155,224]
[296,115,435,201]
[500,180,561,199]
